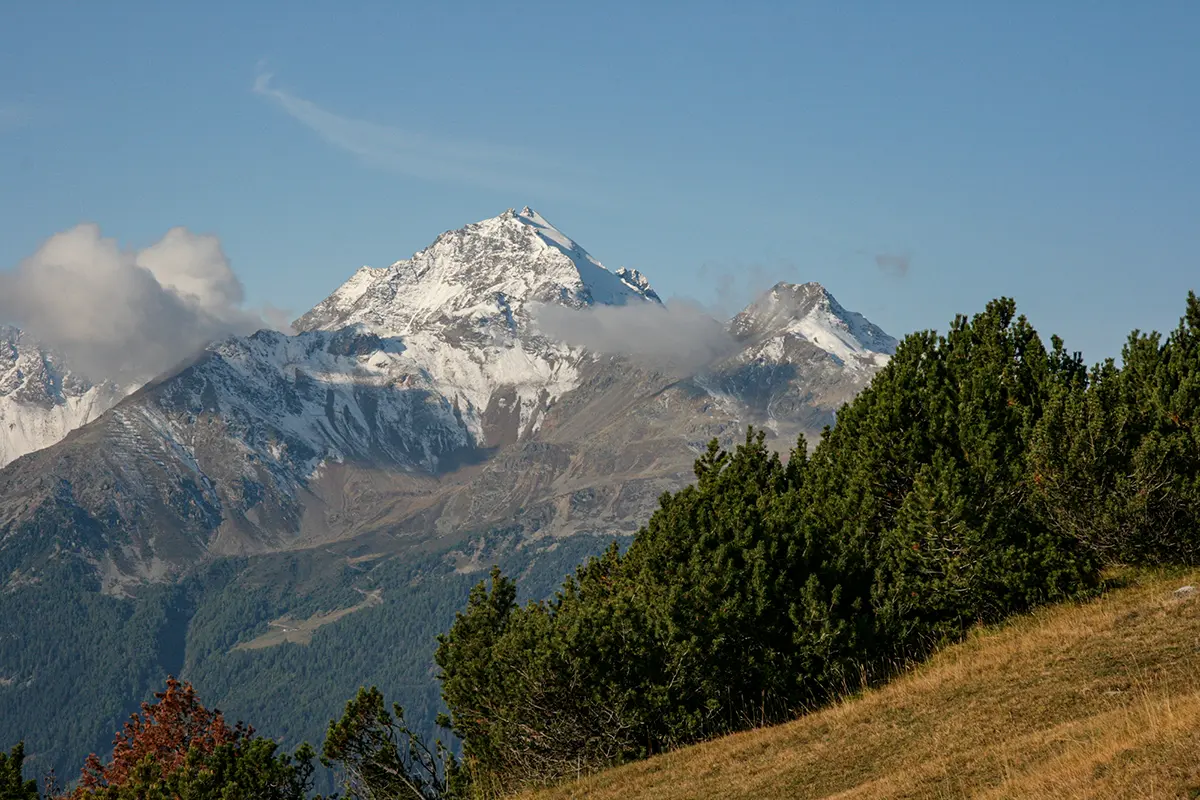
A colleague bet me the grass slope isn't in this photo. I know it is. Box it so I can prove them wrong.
[525,569,1200,799]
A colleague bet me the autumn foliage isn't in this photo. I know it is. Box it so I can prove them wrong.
[68,677,243,796]
[49,677,318,800]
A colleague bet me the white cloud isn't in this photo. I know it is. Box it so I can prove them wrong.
[533,299,738,373]
[0,224,284,383]
[252,69,563,193]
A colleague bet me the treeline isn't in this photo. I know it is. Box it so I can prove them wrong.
[1,537,614,798]
[0,678,454,800]
[434,295,1200,796]
[6,295,1200,799]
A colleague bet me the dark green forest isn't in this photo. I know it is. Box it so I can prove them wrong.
[434,295,1200,797]
[6,294,1200,799]
[0,533,619,796]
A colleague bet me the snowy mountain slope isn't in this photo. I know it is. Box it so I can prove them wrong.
[707,281,899,442]
[731,281,897,368]
[0,208,668,586]
[400,279,898,551]
[297,207,659,335]
[294,208,659,445]
[0,326,131,468]
[0,329,483,592]
[0,209,895,591]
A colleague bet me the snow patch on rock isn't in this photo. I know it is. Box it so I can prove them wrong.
[0,326,133,467]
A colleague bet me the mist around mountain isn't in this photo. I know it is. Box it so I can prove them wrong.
[0,208,896,788]
[0,221,287,470]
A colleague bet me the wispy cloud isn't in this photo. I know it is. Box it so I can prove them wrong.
[533,299,739,374]
[252,68,565,193]
[873,252,911,277]
[696,261,803,317]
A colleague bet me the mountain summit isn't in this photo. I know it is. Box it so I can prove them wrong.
[732,281,897,369]
[0,209,895,593]
[295,208,660,338]
[0,209,897,777]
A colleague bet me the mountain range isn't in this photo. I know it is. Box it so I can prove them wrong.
[0,207,894,592]
[0,207,895,779]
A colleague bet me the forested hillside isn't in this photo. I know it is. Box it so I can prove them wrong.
[0,533,621,794]
[435,294,1200,797]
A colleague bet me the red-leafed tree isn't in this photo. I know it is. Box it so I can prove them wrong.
[71,677,243,795]
[57,677,321,800]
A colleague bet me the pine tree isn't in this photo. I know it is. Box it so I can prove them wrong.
[1032,292,1200,564]
[433,298,1109,794]
[801,299,1096,666]
[323,686,458,800]
[0,743,39,800]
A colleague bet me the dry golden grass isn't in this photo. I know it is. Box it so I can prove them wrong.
[523,570,1200,799]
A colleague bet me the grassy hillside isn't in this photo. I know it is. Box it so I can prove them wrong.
[524,569,1200,799]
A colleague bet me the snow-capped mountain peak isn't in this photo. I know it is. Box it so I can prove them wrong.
[0,326,132,467]
[280,209,667,451]
[511,207,661,306]
[731,282,897,368]
[295,208,659,338]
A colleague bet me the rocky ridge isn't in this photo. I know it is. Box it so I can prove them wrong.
[0,326,131,468]
[0,209,896,593]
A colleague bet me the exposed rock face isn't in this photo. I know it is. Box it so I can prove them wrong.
[0,209,895,593]
[0,326,130,468]
[711,281,898,444]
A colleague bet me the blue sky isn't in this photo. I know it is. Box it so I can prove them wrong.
[1,2,1197,363]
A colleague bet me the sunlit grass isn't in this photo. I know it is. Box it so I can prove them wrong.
[522,568,1200,799]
